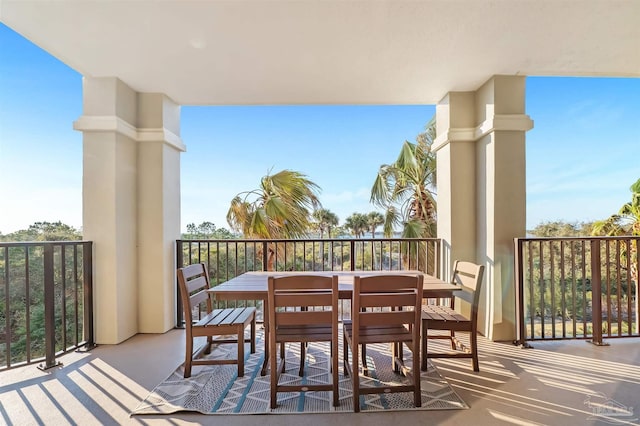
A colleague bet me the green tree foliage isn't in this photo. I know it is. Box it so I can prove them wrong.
[312,208,339,238]
[366,212,384,238]
[183,221,237,239]
[592,178,640,295]
[226,169,321,270]
[528,220,593,237]
[592,178,640,237]
[344,213,368,238]
[0,221,81,242]
[370,117,437,238]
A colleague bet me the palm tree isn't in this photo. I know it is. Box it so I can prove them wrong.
[313,208,339,238]
[370,118,437,238]
[592,178,640,237]
[366,211,384,238]
[371,118,437,273]
[592,178,640,289]
[345,213,368,238]
[227,169,321,270]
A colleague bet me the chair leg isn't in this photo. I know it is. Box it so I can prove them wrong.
[391,341,399,374]
[270,342,279,409]
[361,344,368,376]
[280,341,286,370]
[343,333,349,376]
[332,341,339,407]
[237,327,245,377]
[250,317,256,354]
[413,339,421,408]
[352,343,360,413]
[450,330,456,350]
[299,342,306,377]
[471,331,479,372]
[204,335,213,355]
[421,320,428,371]
[184,337,193,378]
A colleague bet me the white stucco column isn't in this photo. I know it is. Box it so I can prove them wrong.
[74,77,185,344]
[434,75,533,341]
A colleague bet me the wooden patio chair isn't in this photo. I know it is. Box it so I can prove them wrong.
[177,263,256,378]
[421,260,485,372]
[343,274,424,412]
[267,274,339,409]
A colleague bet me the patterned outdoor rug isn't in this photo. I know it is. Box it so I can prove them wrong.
[133,330,468,415]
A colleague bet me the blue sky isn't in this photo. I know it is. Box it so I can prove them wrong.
[1,23,639,235]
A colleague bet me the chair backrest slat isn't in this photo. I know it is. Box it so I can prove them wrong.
[269,275,337,290]
[359,292,417,308]
[274,292,334,307]
[268,275,339,329]
[359,310,416,327]
[185,276,208,295]
[357,274,421,292]
[190,289,210,308]
[275,310,334,326]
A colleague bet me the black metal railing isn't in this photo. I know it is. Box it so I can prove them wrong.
[0,241,94,370]
[176,238,441,325]
[515,236,639,345]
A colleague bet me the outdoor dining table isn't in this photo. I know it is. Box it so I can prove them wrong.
[208,270,459,375]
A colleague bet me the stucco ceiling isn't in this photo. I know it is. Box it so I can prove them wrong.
[1,0,639,106]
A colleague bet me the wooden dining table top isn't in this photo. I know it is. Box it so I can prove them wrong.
[209,270,458,300]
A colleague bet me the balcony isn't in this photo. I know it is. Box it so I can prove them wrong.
[2,237,639,424]
[2,325,639,425]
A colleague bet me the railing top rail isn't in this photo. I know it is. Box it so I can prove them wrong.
[0,240,92,247]
[178,238,438,243]
[515,236,640,242]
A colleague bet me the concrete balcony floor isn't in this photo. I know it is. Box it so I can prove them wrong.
[2,328,639,426]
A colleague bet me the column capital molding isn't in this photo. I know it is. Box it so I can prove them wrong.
[73,115,186,152]
[432,114,533,152]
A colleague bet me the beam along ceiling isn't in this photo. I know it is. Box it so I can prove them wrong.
[1,0,638,105]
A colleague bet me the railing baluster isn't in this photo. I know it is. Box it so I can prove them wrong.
[560,240,566,338]
[550,240,556,338]
[73,244,79,347]
[590,239,606,346]
[25,246,31,363]
[582,240,587,338]
[82,242,95,350]
[539,240,545,338]
[616,239,622,336]
[514,238,528,347]
[39,244,60,370]
[571,241,577,338]
[61,244,67,350]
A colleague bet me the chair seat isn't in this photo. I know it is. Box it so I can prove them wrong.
[196,307,256,327]
[422,305,470,323]
[343,321,413,344]
[274,324,333,343]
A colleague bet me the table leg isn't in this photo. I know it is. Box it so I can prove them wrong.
[261,299,270,376]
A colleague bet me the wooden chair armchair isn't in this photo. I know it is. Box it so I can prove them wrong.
[343,274,424,412]
[177,263,256,378]
[267,274,339,409]
[421,260,485,372]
